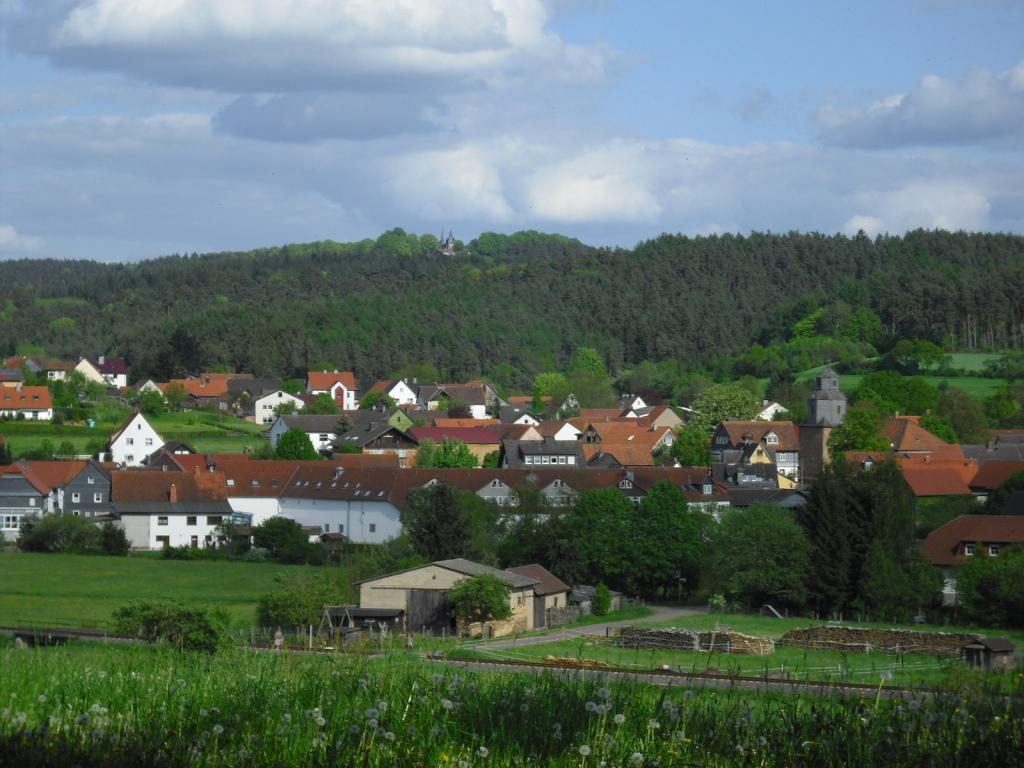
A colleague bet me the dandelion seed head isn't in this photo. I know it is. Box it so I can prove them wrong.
[614,713,625,725]
[384,731,396,741]
[579,744,592,756]
[349,725,361,735]
[478,745,489,757]
[441,699,455,711]
[364,708,379,720]
[212,724,224,736]
[367,718,378,729]
[598,687,611,700]
[631,752,645,765]
[586,701,597,712]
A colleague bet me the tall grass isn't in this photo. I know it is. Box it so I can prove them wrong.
[0,642,1020,766]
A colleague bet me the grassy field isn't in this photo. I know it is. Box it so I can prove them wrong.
[0,642,1019,767]
[0,410,267,457]
[0,552,319,628]
[453,611,1024,691]
[793,370,1005,399]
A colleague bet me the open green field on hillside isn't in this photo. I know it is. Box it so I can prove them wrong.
[0,552,319,628]
[0,642,1019,767]
[793,369,1006,399]
[0,410,266,457]
[935,352,1002,372]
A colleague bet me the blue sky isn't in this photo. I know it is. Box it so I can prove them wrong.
[1,0,1022,261]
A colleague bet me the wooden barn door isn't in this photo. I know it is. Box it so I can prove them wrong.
[533,595,546,629]
[406,590,452,635]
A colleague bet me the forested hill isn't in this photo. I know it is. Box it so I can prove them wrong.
[1,229,1022,387]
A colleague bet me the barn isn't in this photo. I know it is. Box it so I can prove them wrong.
[357,558,539,637]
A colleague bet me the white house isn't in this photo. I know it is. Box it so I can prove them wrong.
[0,385,53,421]
[756,400,789,421]
[254,390,306,425]
[365,379,418,407]
[109,412,165,467]
[76,356,128,389]
[269,414,340,453]
[307,370,358,411]
[277,465,402,544]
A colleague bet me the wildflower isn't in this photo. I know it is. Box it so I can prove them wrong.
[648,719,661,730]
[478,746,489,757]
[364,708,379,720]
[377,700,388,712]
[598,687,611,700]
[579,745,592,756]
[458,761,469,768]
[75,714,91,726]
[212,725,224,736]
[433,674,445,686]
[614,713,626,725]
[282,713,291,722]
[37,695,47,704]
[238,749,249,760]
[631,753,644,764]
[441,699,455,711]
[367,718,379,729]
[349,725,361,735]
[586,701,598,712]
[384,731,396,741]
[406,726,417,736]
[200,709,208,717]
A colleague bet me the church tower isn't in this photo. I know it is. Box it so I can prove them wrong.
[799,366,847,483]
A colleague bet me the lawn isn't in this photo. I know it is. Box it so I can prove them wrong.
[452,611,1024,690]
[0,410,267,458]
[0,552,320,629]
[793,371,1005,400]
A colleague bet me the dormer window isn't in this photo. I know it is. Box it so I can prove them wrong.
[619,479,632,489]
[702,482,713,495]
[965,543,975,557]
[765,433,779,445]
[988,544,1000,557]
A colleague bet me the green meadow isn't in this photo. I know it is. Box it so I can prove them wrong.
[0,552,318,628]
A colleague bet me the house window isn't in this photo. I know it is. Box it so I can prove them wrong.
[319,434,329,442]
[207,516,222,526]
[93,493,103,503]
[125,455,134,463]
[226,479,235,487]
[87,476,95,485]
[989,544,1000,557]
[766,433,779,445]
[156,535,170,547]
[567,457,575,465]
[126,438,134,445]
[619,480,632,489]
[369,523,376,533]
[157,516,168,526]
[186,516,197,526]
[29,498,36,507]
[72,492,81,503]
[339,524,344,533]
[965,543,975,556]
[558,456,567,464]
[324,524,330,533]
[145,438,153,446]
[3,515,20,529]
[190,536,198,548]
[716,436,727,445]
[541,456,550,464]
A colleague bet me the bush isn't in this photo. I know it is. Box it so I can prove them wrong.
[448,573,512,624]
[592,583,611,616]
[252,517,326,564]
[18,514,102,554]
[257,573,341,628]
[113,601,230,653]
[100,523,130,556]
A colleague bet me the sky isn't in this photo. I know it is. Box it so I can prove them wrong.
[1,0,1023,262]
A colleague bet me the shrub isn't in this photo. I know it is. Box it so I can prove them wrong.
[18,514,102,554]
[257,573,341,628]
[592,583,611,616]
[449,573,512,624]
[113,601,230,653]
[100,523,130,556]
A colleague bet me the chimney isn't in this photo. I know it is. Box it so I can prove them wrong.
[194,466,202,478]
[169,483,177,503]
[334,466,344,479]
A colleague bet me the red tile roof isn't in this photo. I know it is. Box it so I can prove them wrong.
[881,417,947,452]
[307,371,357,392]
[168,378,230,398]
[507,564,570,596]
[20,460,88,489]
[970,461,1024,491]
[432,418,500,428]
[111,469,227,502]
[900,466,973,497]
[717,420,800,451]
[0,386,52,410]
[921,515,1024,566]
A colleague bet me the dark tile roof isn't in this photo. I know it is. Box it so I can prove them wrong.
[507,564,570,595]
[922,515,1024,566]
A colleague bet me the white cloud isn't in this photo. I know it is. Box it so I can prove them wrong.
[526,142,662,222]
[844,182,992,235]
[386,145,515,222]
[0,224,45,254]
[818,60,1024,148]
[5,0,609,94]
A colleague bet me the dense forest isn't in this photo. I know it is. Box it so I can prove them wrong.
[0,229,1022,389]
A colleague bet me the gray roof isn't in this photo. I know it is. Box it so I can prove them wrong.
[962,443,1024,463]
[279,414,347,433]
[229,378,283,396]
[333,420,417,449]
[113,501,233,515]
[434,558,539,589]
[964,637,1015,652]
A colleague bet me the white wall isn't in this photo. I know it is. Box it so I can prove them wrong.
[255,391,305,425]
[110,414,165,466]
[278,497,401,543]
[226,497,280,526]
[123,512,229,550]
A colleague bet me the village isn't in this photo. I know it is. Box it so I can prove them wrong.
[2,353,1022,638]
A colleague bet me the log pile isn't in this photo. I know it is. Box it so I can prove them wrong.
[543,656,611,669]
[618,627,773,656]
[779,626,981,656]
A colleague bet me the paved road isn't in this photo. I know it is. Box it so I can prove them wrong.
[470,604,706,651]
